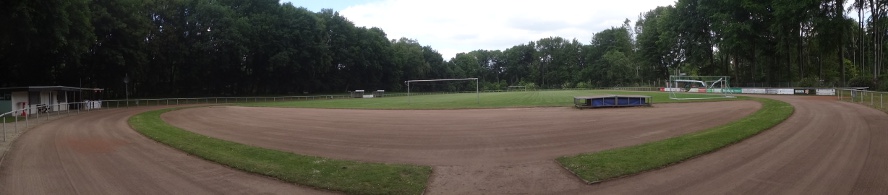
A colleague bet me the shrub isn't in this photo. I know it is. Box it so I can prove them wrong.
[797,77,817,87]
[482,81,507,91]
[561,82,574,89]
[522,82,537,90]
[576,81,591,89]
[848,76,876,89]
[877,80,888,92]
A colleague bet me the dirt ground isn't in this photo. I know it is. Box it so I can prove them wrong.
[0,106,334,195]
[577,95,888,194]
[162,101,759,166]
[162,101,759,194]
[1,95,886,194]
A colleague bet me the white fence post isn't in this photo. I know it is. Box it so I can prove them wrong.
[851,89,860,103]
[860,90,865,103]
[851,90,855,102]
[854,90,858,102]
[836,89,841,101]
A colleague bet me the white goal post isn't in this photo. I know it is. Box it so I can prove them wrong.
[668,75,735,100]
[405,78,479,104]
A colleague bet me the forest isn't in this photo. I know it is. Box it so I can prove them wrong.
[2,0,887,98]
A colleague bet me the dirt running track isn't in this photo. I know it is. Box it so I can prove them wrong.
[1,96,886,194]
[0,106,333,195]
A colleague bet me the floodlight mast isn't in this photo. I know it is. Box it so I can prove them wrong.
[405,78,479,104]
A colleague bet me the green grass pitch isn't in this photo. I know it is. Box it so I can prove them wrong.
[242,90,725,109]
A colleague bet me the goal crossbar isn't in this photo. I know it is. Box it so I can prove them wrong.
[405,78,479,104]
[507,85,527,91]
[406,78,478,83]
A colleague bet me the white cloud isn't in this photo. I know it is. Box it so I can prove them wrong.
[340,0,675,59]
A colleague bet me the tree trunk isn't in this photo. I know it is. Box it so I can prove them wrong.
[786,30,793,82]
[752,41,757,85]
[869,0,879,79]
[860,0,866,80]
[837,0,844,86]
[798,25,805,79]
[723,52,729,77]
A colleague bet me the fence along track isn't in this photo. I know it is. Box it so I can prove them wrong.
[6,88,882,144]
[838,89,887,112]
[0,94,362,144]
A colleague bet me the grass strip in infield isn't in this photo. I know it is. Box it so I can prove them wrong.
[129,108,432,195]
[557,97,793,183]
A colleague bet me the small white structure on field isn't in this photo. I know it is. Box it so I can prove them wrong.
[0,86,104,115]
[351,90,386,98]
[351,90,365,98]
[373,90,385,97]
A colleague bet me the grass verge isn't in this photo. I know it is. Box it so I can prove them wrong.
[129,108,432,195]
[557,97,793,183]
[1,116,24,123]
[838,90,888,113]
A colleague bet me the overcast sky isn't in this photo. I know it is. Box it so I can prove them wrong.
[281,0,677,59]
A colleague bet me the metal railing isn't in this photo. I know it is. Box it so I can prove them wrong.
[97,93,489,109]
[0,94,369,143]
[98,95,358,108]
[10,87,866,143]
[5,87,876,143]
[4,92,501,143]
[1,101,101,142]
[611,87,661,92]
[1,88,629,142]
[838,88,887,112]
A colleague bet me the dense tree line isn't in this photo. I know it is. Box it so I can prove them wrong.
[2,0,888,99]
[2,0,447,97]
[632,0,887,89]
[462,0,887,90]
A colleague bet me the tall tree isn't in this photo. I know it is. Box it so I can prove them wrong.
[0,0,95,86]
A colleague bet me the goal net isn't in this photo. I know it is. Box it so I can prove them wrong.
[667,75,736,100]
[507,86,527,92]
[405,78,479,104]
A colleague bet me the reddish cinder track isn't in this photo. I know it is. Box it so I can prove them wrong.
[0,106,333,195]
[1,96,886,194]
[162,100,758,194]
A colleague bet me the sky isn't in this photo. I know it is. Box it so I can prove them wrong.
[281,0,677,59]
